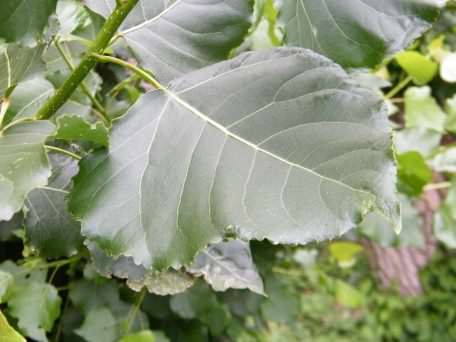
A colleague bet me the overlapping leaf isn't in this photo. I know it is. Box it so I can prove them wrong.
[0,121,55,221]
[0,44,44,98]
[24,153,82,258]
[279,0,442,68]
[0,0,57,45]
[84,0,253,82]
[70,48,398,271]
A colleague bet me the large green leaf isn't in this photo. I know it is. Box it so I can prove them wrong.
[84,0,253,82]
[0,121,55,221]
[0,0,57,45]
[70,48,398,271]
[278,0,442,68]
[0,44,44,98]
[24,153,82,258]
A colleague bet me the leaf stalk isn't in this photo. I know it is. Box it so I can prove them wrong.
[35,0,139,120]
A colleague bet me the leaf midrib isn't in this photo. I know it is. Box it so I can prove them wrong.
[160,86,374,197]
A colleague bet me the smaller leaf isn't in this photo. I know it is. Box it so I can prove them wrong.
[55,115,109,147]
[394,128,441,158]
[328,242,363,268]
[396,51,438,85]
[441,53,456,83]
[360,195,424,247]
[7,282,61,342]
[0,271,13,303]
[0,310,26,342]
[0,44,45,98]
[445,95,456,134]
[434,181,456,249]
[188,240,264,295]
[397,151,433,197]
[430,146,456,173]
[335,280,364,309]
[404,87,447,132]
[4,77,54,125]
[75,307,116,342]
[0,0,57,45]
[25,152,83,258]
[170,282,231,336]
[0,121,55,221]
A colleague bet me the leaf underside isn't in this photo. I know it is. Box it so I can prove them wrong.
[70,48,398,271]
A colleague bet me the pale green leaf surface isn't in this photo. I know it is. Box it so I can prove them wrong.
[0,44,44,98]
[0,121,55,221]
[404,86,447,132]
[434,181,456,249]
[120,330,156,342]
[0,271,13,303]
[70,48,398,271]
[430,146,456,173]
[84,0,253,82]
[441,52,456,83]
[279,0,442,68]
[7,282,61,342]
[395,51,438,85]
[75,307,116,342]
[0,0,57,45]
[25,153,82,258]
[4,77,54,125]
[394,127,441,158]
[188,240,264,294]
[0,310,26,342]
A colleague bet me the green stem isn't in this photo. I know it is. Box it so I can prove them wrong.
[125,288,147,334]
[45,145,82,160]
[54,39,110,125]
[0,97,11,128]
[91,53,163,90]
[35,0,139,120]
[385,75,413,100]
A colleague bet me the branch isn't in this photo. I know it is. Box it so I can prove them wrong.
[35,0,139,120]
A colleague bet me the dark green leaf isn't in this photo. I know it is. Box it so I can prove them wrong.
[279,0,442,68]
[70,48,398,271]
[170,282,231,336]
[84,0,253,82]
[0,0,57,45]
[24,152,82,258]
[75,307,116,342]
